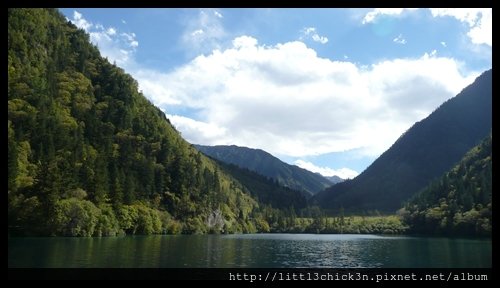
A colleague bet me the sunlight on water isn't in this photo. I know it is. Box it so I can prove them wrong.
[8,234,491,268]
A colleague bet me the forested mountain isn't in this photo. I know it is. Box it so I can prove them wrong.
[312,69,492,213]
[214,160,307,210]
[402,135,491,236]
[8,8,271,236]
[195,145,332,197]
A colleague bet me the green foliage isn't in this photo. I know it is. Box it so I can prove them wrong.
[402,135,492,236]
[53,198,100,237]
[8,8,263,236]
[116,205,139,234]
[254,217,271,233]
[95,204,121,236]
[258,205,407,234]
[135,204,163,235]
[10,141,37,190]
[8,194,44,235]
[63,188,88,200]
[183,217,207,234]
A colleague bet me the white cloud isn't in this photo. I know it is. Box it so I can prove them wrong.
[122,19,127,24]
[467,10,491,46]
[72,11,92,31]
[106,27,116,35]
[301,27,329,44]
[167,114,227,142]
[441,41,447,47]
[132,70,183,106]
[139,35,479,159]
[294,160,359,179]
[430,9,491,46]
[191,29,204,36]
[430,8,484,26]
[232,35,258,48]
[68,11,139,67]
[67,11,484,172]
[121,32,137,44]
[362,8,418,24]
[363,8,492,47]
[182,9,226,54]
[312,34,329,44]
[393,34,406,44]
[213,10,223,18]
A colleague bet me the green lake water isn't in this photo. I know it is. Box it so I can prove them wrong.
[8,234,491,268]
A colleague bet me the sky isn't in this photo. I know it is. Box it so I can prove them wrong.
[59,8,492,179]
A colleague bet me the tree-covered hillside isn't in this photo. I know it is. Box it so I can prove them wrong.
[215,160,307,210]
[195,144,332,197]
[312,69,492,213]
[402,135,491,236]
[8,8,266,236]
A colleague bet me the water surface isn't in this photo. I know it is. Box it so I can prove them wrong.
[8,234,491,268]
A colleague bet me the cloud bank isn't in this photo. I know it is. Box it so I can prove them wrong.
[68,10,483,177]
[134,36,478,160]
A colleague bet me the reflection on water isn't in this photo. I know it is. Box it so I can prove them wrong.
[8,234,491,268]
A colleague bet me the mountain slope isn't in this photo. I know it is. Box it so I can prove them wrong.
[403,134,491,236]
[325,175,344,184]
[8,8,264,236]
[195,145,332,197]
[312,69,492,213]
[214,160,307,210]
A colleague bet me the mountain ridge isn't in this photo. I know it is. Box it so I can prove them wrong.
[195,144,333,197]
[212,159,308,210]
[325,175,344,184]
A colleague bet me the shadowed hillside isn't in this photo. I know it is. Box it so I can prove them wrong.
[195,144,332,197]
[312,69,492,213]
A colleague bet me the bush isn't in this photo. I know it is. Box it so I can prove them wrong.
[165,219,183,234]
[116,203,163,235]
[183,217,207,234]
[117,205,138,234]
[254,217,270,233]
[53,198,100,236]
[94,204,121,236]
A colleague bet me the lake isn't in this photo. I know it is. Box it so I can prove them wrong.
[8,234,491,268]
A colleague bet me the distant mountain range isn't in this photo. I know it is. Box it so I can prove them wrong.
[312,69,492,213]
[325,175,344,184]
[195,145,333,197]
[214,160,307,210]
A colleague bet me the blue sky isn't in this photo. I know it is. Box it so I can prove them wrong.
[59,8,492,179]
